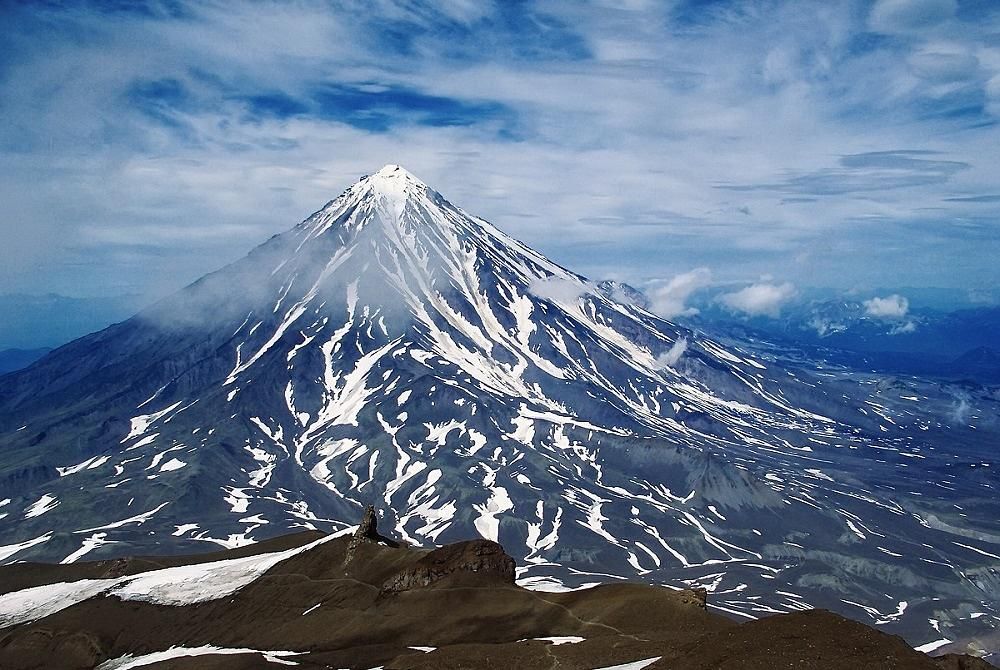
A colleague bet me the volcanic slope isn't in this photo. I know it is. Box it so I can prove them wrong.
[0,165,998,654]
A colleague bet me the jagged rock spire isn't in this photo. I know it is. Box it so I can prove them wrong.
[345,505,398,565]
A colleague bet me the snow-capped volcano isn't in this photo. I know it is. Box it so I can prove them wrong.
[0,166,997,653]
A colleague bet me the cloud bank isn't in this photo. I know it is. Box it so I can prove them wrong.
[719,282,797,317]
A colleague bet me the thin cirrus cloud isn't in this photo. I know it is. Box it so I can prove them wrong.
[869,0,958,33]
[0,0,998,301]
[716,151,970,195]
[127,77,523,138]
[943,195,1000,203]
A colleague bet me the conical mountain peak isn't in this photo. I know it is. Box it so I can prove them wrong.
[372,163,421,182]
[301,164,447,240]
[359,164,429,204]
[297,166,575,288]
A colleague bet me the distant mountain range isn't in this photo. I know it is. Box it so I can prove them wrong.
[680,297,1000,384]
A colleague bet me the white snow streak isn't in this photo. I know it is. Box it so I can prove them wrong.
[95,646,302,669]
[0,530,352,629]
[57,455,110,477]
[24,494,58,518]
[591,657,662,670]
[0,533,52,563]
[61,533,114,564]
[75,502,169,533]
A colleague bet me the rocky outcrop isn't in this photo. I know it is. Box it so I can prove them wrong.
[96,557,136,579]
[683,587,708,608]
[381,539,516,594]
[933,655,999,670]
[344,505,399,565]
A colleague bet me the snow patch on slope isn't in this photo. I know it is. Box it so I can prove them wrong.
[95,646,302,669]
[0,529,352,628]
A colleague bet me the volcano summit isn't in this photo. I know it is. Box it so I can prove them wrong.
[0,166,997,656]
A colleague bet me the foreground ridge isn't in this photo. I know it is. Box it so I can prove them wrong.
[0,523,994,670]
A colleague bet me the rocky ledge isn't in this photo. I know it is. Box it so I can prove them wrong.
[0,511,995,670]
[380,538,516,594]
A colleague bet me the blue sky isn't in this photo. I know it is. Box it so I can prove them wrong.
[1,0,998,312]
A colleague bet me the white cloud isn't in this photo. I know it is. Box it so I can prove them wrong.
[864,294,909,318]
[719,282,796,317]
[646,268,712,318]
[1,1,999,299]
[908,43,979,83]
[528,276,588,304]
[950,390,971,424]
[599,280,649,309]
[987,74,1000,117]
[869,0,957,34]
[890,320,917,334]
[655,337,688,368]
[808,316,846,337]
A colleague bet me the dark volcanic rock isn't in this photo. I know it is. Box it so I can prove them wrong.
[345,505,399,565]
[653,609,975,670]
[934,654,1000,670]
[0,532,996,670]
[381,539,516,593]
[686,587,707,608]
[358,504,378,535]
[96,557,136,579]
[0,629,103,670]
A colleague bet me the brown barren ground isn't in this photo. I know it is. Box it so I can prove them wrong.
[0,527,994,670]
